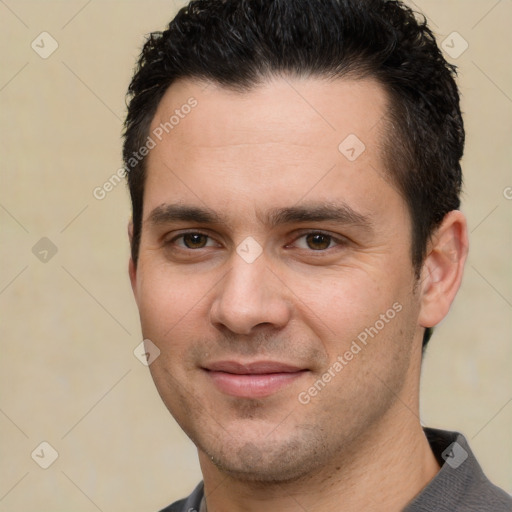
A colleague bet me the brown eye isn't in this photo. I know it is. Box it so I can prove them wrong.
[305,233,332,250]
[182,233,209,249]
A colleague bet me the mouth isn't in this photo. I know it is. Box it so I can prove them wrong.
[202,361,309,398]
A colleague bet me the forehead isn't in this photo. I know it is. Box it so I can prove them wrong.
[150,75,389,149]
[143,76,401,224]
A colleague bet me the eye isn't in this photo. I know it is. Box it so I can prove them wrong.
[171,232,216,249]
[305,233,332,250]
[293,232,341,251]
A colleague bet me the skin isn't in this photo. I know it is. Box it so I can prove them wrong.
[129,76,468,511]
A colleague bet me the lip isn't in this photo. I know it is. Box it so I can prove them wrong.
[203,361,308,398]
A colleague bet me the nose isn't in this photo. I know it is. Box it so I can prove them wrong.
[210,253,292,335]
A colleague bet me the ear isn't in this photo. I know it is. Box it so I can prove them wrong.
[128,220,138,302]
[418,210,468,329]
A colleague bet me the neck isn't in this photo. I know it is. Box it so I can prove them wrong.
[198,404,440,512]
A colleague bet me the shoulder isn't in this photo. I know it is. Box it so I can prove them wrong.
[405,428,512,512]
[158,482,204,512]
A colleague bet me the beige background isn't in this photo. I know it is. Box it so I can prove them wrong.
[0,1,511,510]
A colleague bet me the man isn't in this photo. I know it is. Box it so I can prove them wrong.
[123,0,511,510]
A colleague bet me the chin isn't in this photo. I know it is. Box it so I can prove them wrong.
[200,435,327,484]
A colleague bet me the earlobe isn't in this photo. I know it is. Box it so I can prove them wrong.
[418,210,469,329]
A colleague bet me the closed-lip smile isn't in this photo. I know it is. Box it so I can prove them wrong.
[203,360,308,398]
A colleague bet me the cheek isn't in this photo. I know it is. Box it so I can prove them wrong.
[135,259,219,350]
[288,268,389,338]
[136,264,187,332]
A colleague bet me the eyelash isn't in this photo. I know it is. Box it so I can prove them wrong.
[166,230,347,252]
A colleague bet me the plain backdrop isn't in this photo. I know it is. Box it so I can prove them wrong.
[1,1,511,510]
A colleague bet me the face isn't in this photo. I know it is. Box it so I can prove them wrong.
[130,76,425,483]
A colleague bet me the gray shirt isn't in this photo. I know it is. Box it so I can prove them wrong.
[159,428,512,511]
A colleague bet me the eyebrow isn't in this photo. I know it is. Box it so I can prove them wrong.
[147,204,223,226]
[264,203,373,231]
[146,202,373,231]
